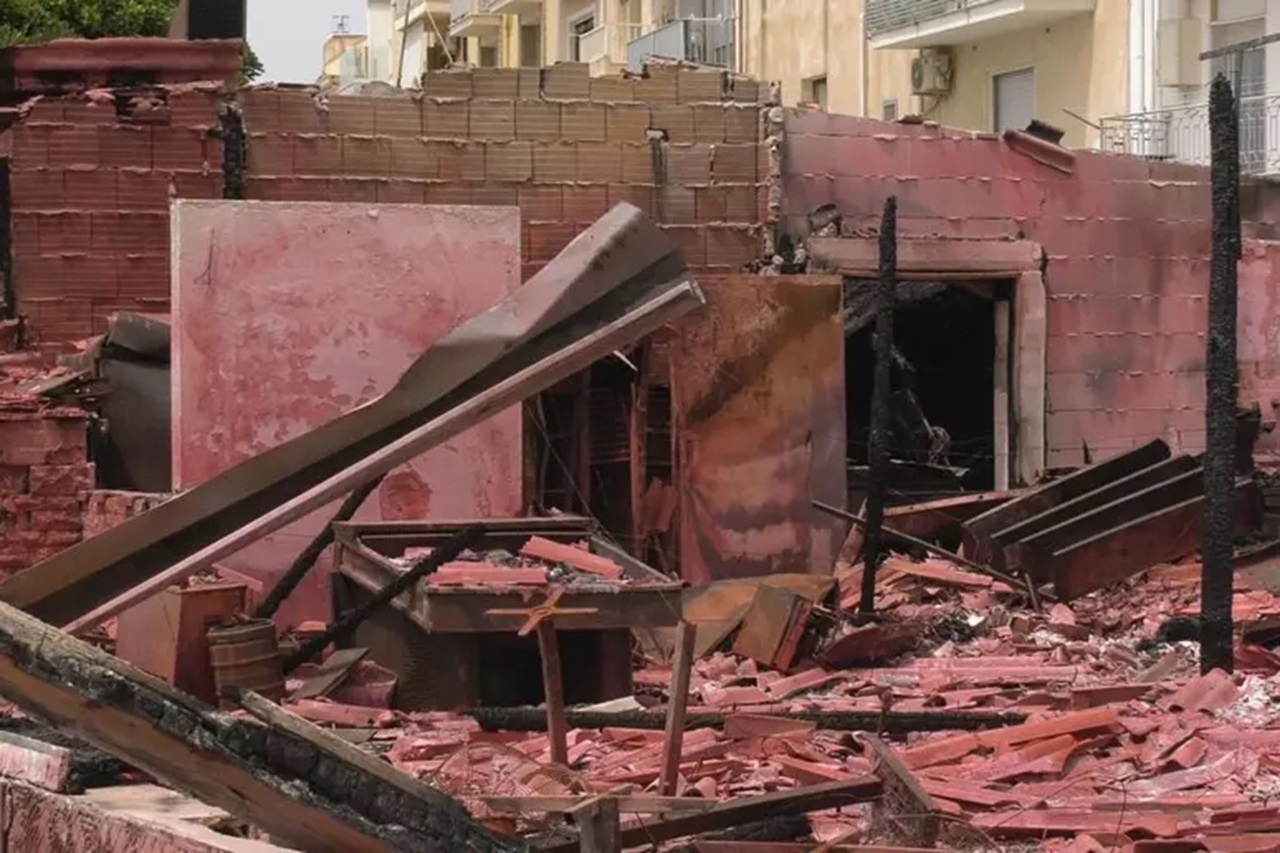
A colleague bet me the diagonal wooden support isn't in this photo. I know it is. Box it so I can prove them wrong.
[660,621,697,797]
[0,597,525,853]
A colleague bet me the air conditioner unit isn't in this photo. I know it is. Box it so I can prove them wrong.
[911,48,954,97]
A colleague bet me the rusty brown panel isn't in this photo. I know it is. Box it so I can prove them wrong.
[674,274,845,585]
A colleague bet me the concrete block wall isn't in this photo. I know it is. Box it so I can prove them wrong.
[0,410,92,577]
[7,87,224,345]
[239,63,769,280]
[778,111,1216,470]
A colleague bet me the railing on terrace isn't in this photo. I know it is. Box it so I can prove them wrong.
[865,0,999,39]
[1099,92,1280,176]
[626,17,736,71]
[575,22,644,65]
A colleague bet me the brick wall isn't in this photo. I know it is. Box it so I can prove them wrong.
[82,489,168,539]
[239,63,769,280]
[7,87,224,345]
[0,409,91,577]
[779,111,1217,469]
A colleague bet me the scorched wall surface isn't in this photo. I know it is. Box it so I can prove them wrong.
[171,200,523,627]
[780,111,1214,471]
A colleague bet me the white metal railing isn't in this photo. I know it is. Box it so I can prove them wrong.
[1099,92,1280,175]
[449,0,475,21]
[865,0,1001,39]
[575,22,643,65]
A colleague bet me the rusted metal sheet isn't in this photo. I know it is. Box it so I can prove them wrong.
[674,275,845,585]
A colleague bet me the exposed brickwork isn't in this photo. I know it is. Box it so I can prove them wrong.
[7,87,224,345]
[778,112,1223,469]
[82,490,168,539]
[0,409,91,576]
[240,65,768,279]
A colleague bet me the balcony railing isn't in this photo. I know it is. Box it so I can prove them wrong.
[448,0,500,38]
[627,17,736,72]
[576,23,643,65]
[866,0,993,38]
[1100,92,1280,176]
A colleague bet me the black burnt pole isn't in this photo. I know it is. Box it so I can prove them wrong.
[859,196,897,615]
[1201,73,1240,674]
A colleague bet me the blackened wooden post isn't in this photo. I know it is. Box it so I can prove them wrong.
[860,196,897,615]
[1202,73,1240,674]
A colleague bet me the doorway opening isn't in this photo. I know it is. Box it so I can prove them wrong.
[844,279,1006,508]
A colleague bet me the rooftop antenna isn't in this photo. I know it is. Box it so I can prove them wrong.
[333,14,351,34]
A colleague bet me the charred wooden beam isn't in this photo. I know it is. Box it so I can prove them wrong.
[0,597,525,853]
[962,439,1171,566]
[465,706,1027,734]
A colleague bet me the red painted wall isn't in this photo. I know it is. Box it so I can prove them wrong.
[780,111,1216,470]
[1240,238,1280,464]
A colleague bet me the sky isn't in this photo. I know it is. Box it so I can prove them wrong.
[248,0,366,84]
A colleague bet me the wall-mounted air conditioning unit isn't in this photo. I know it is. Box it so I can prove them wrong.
[911,48,954,97]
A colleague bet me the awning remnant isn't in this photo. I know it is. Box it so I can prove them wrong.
[0,598,525,853]
[3,202,701,628]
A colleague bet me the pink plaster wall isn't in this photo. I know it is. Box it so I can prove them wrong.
[1240,238,1280,463]
[172,200,523,627]
[780,112,1217,470]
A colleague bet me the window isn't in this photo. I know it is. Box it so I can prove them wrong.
[803,75,828,109]
[882,99,899,121]
[568,13,596,63]
[479,45,499,68]
[993,67,1035,132]
[1210,17,1266,172]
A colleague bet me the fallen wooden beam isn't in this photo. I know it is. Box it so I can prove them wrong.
[5,202,696,628]
[961,439,1171,566]
[537,778,884,852]
[0,597,525,853]
[662,622,698,796]
[483,795,715,814]
[466,706,1028,734]
[863,735,939,848]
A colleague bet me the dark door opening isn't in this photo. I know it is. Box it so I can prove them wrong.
[844,280,1000,507]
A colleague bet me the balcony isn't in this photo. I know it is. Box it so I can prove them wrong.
[627,17,736,72]
[865,0,1094,50]
[480,0,541,16]
[449,0,501,39]
[1100,93,1280,177]
[576,22,643,72]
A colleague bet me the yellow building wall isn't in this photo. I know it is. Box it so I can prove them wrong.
[866,0,1129,147]
[738,0,865,115]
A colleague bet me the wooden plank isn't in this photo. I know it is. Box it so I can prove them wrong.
[962,439,1172,565]
[62,282,702,635]
[863,735,940,848]
[0,598,522,853]
[991,455,1199,573]
[538,777,884,852]
[1016,466,1204,582]
[808,237,1042,276]
[293,647,369,700]
[483,795,715,814]
[537,621,569,767]
[661,622,697,797]
[1048,480,1258,600]
[572,796,621,853]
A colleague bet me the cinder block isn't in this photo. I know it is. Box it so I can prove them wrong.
[516,100,562,141]
[526,222,579,263]
[542,63,591,100]
[560,102,605,142]
[667,144,712,184]
[472,68,520,99]
[693,105,727,143]
[425,181,474,205]
[635,65,679,104]
[326,176,380,202]
[485,141,534,182]
[472,183,519,207]
[276,90,326,134]
[724,105,759,143]
[422,68,474,99]
[678,67,726,103]
[563,185,609,224]
[63,166,119,210]
[377,178,428,204]
[706,225,760,267]
[47,124,99,169]
[430,141,486,181]
[374,98,424,136]
[167,88,221,129]
[621,143,655,183]
[324,95,377,135]
[96,124,150,170]
[727,75,760,104]
[293,134,343,176]
[61,101,117,126]
[590,76,636,103]
[423,99,470,138]
[470,99,516,142]
[170,170,221,199]
[246,132,293,176]
[650,104,695,143]
[532,142,577,183]
[606,104,650,142]
[240,88,283,133]
[37,212,91,254]
[517,68,542,99]
[576,141,623,183]
[656,186,696,224]
[115,168,175,209]
[9,168,64,209]
[518,184,564,222]
[389,136,438,178]
[662,224,706,267]
[711,143,757,183]
[342,135,393,177]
